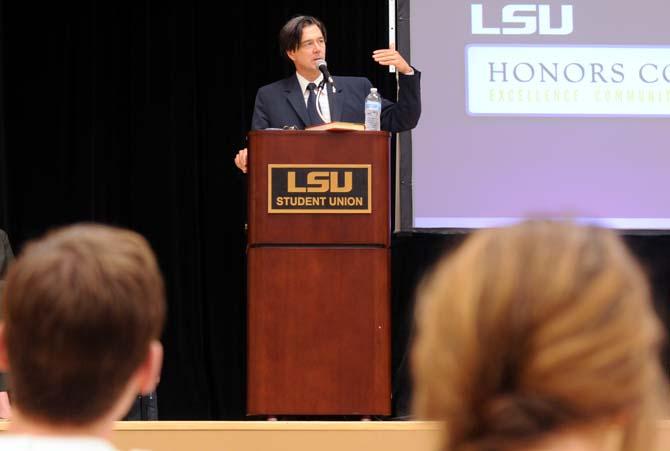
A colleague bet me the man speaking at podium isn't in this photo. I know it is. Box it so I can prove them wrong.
[234,15,421,173]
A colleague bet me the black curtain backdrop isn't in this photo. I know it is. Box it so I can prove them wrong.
[1,1,669,421]
[0,1,397,419]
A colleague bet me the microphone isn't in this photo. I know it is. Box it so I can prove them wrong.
[316,59,336,93]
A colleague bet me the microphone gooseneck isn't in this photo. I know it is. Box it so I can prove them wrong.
[316,59,336,93]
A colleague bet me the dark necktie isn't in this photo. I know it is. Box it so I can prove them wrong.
[306,83,325,126]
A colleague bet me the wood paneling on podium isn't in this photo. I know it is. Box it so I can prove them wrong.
[248,247,390,414]
[247,131,391,416]
[248,130,390,246]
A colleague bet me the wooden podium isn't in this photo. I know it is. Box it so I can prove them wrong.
[246,130,391,416]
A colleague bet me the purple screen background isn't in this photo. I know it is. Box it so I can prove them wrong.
[410,0,670,228]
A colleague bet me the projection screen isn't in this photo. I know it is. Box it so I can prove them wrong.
[404,0,670,230]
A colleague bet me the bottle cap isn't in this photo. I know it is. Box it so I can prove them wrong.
[370,88,378,93]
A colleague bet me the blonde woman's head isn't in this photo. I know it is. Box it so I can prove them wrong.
[412,221,666,451]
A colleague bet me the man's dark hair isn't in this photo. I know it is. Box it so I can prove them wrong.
[3,224,166,425]
[278,15,327,59]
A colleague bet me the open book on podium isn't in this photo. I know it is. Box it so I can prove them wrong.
[306,121,364,131]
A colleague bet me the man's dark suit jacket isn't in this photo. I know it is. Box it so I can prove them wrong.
[251,71,421,132]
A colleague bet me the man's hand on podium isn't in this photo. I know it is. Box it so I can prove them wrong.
[235,148,248,173]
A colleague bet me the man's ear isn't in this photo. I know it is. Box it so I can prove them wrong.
[0,324,10,372]
[286,50,296,62]
[136,340,163,395]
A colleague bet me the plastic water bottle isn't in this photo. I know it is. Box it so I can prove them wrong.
[364,88,382,131]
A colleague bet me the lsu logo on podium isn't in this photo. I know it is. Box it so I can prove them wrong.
[268,164,371,214]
